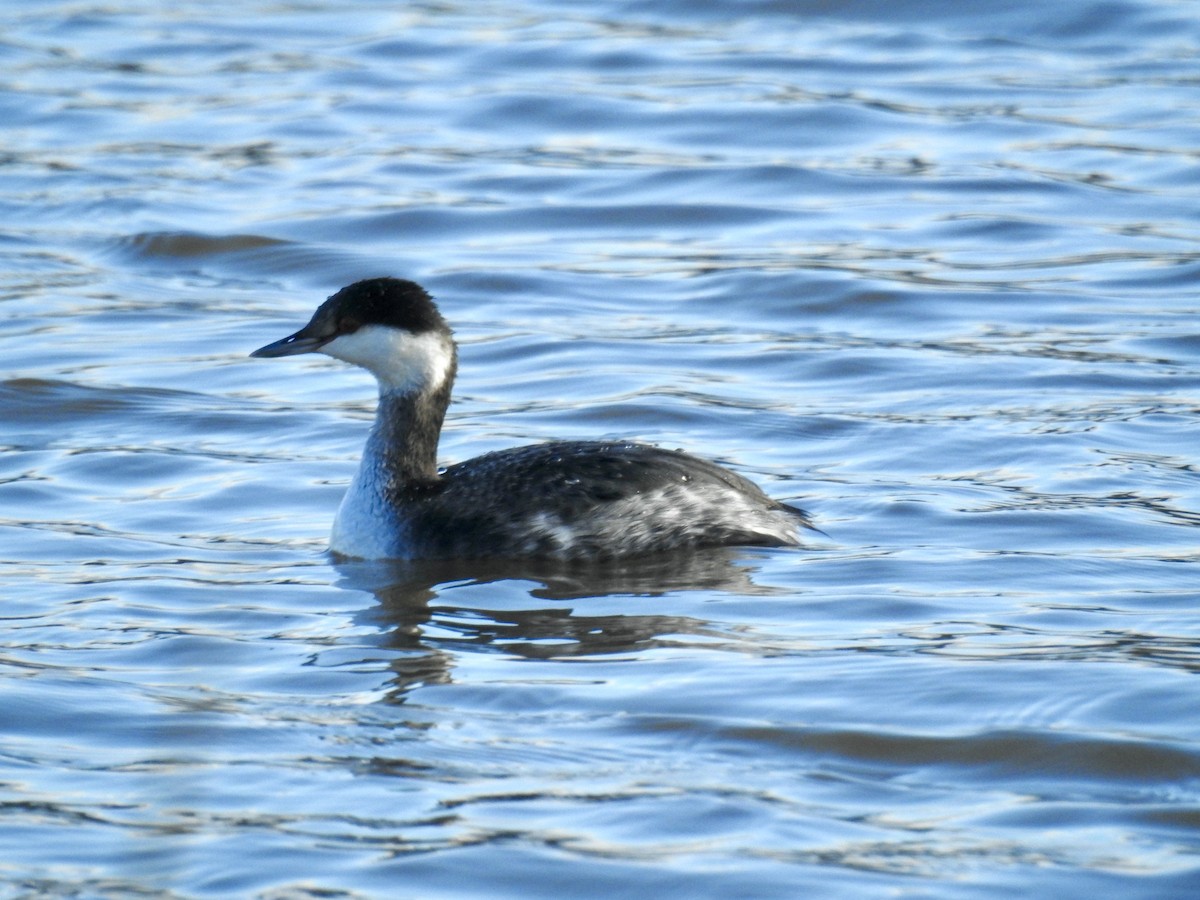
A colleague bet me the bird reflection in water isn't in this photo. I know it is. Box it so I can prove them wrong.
[333,548,790,703]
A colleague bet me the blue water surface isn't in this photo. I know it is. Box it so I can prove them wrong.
[1,1,1199,897]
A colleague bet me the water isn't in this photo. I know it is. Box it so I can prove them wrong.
[3,0,1199,896]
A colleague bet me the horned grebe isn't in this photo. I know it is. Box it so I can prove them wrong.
[251,278,815,559]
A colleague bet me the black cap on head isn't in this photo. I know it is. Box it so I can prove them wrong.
[251,277,449,358]
[322,277,448,335]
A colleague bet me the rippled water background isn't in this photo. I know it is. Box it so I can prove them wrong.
[3,1,1200,896]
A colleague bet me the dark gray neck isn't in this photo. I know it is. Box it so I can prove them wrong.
[365,379,453,489]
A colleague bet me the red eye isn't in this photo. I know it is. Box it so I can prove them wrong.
[340,317,361,334]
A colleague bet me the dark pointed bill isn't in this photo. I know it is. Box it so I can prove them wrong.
[250,329,331,358]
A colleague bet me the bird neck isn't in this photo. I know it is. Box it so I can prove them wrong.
[364,379,452,489]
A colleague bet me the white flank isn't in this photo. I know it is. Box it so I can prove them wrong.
[329,468,403,559]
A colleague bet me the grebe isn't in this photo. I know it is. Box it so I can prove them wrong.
[251,278,814,559]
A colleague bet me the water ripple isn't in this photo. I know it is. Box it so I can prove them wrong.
[3,0,1200,896]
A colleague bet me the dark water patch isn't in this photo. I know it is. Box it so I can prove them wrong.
[110,230,290,260]
[104,230,394,286]
[0,377,183,423]
[718,724,1200,786]
[0,377,284,438]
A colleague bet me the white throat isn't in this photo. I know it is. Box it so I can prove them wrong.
[320,325,453,394]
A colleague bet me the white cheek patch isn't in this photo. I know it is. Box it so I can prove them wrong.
[321,326,453,394]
